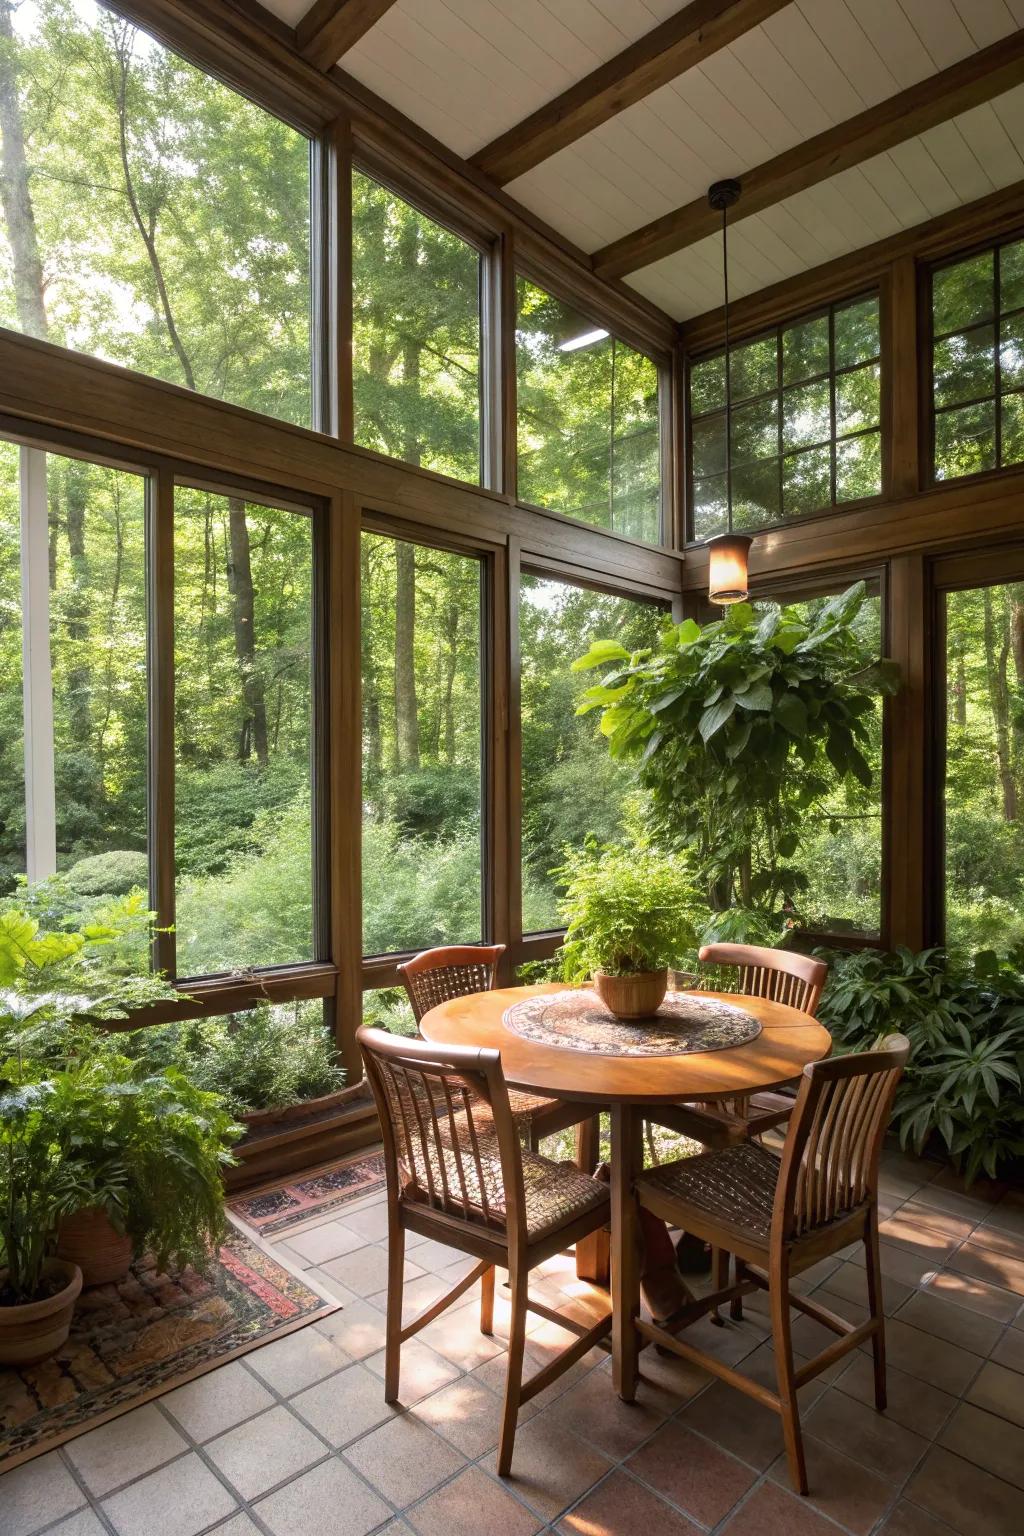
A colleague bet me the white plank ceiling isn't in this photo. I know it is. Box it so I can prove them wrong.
[260,0,1024,321]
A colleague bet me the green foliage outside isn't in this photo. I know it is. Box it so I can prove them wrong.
[574,582,897,931]
[556,842,699,982]
[819,946,1024,1182]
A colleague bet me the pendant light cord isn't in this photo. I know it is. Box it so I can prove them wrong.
[722,201,733,535]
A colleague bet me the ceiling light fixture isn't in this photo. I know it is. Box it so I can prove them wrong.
[558,327,610,353]
[705,177,752,605]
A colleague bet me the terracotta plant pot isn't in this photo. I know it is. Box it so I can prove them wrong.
[593,968,669,1020]
[0,1258,83,1366]
[57,1206,134,1287]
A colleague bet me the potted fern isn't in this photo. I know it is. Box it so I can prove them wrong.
[556,843,698,1019]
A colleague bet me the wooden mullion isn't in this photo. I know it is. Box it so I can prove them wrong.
[148,466,175,979]
[506,537,524,957]
[498,229,518,500]
[326,115,354,440]
[886,256,921,499]
[329,489,364,1078]
[885,555,929,950]
[669,339,687,552]
[486,542,512,964]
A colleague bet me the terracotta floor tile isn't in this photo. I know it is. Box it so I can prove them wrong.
[407,1465,541,1536]
[864,1317,981,1396]
[281,1219,368,1268]
[879,1210,964,1262]
[313,1297,387,1359]
[204,1407,324,1502]
[818,1260,913,1316]
[923,1269,1020,1323]
[414,1299,506,1372]
[245,1325,352,1398]
[413,1374,536,1457]
[767,1434,897,1536]
[929,1168,1005,1205]
[985,1193,1024,1239]
[878,1499,965,1536]
[342,1413,466,1507]
[905,1446,1022,1536]
[364,1338,462,1407]
[851,1239,946,1289]
[252,1457,391,1536]
[803,1386,929,1481]
[790,1296,868,1359]
[677,1379,785,1471]
[913,1184,1003,1226]
[990,1328,1024,1373]
[965,1360,1024,1429]
[321,1244,423,1296]
[890,1200,980,1245]
[835,1354,957,1440]
[948,1241,1024,1297]
[546,1363,679,1459]
[289,1360,399,1446]
[626,1420,756,1527]
[490,1415,613,1523]
[557,1469,702,1536]
[894,1290,1004,1356]
[968,1223,1024,1263]
[718,1479,848,1536]
[366,1272,452,1321]
[939,1401,1024,1491]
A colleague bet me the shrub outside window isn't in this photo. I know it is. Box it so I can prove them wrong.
[931,238,1024,480]
[688,296,882,541]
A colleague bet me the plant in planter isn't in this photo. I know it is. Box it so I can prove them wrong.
[555,842,699,1019]
[574,583,899,926]
[817,945,1024,1182]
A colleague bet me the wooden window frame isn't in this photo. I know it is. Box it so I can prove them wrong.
[685,292,885,547]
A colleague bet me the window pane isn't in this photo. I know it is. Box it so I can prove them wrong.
[352,173,481,483]
[782,589,882,938]
[934,401,997,480]
[1000,239,1024,314]
[361,532,482,954]
[692,475,728,541]
[782,315,829,386]
[933,252,994,335]
[833,298,880,369]
[782,379,830,450]
[729,336,776,402]
[945,582,1024,957]
[519,575,662,931]
[836,431,881,501]
[1002,392,1024,466]
[516,278,660,541]
[0,3,311,425]
[835,362,881,436]
[174,491,313,976]
[689,354,725,414]
[692,416,726,478]
[0,444,148,933]
[782,445,831,517]
[933,328,995,410]
[999,313,1024,389]
[731,395,778,465]
[733,458,781,527]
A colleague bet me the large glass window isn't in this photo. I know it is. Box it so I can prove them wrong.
[773,586,883,940]
[0,441,148,913]
[516,279,661,542]
[0,2,312,425]
[361,531,483,954]
[931,239,1024,480]
[944,580,1024,957]
[519,574,663,932]
[352,172,482,483]
[174,490,314,977]
[689,296,882,541]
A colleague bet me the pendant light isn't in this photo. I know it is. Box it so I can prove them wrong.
[705,178,752,605]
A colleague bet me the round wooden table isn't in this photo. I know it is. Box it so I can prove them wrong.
[420,982,832,1397]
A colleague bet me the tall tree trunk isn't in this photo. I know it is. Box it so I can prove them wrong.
[0,1,48,339]
[227,498,268,766]
[442,599,459,763]
[952,651,967,728]
[394,540,419,771]
[360,537,382,782]
[63,462,93,747]
[983,586,1017,821]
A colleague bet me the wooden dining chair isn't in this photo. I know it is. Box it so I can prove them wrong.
[398,944,590,1151]
[651,945,830,1151]
[629,1033,910,1495]
[357,1024,612,1476]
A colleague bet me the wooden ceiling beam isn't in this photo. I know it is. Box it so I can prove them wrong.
[471,0,790,186]
[295,0,396,72]
[594,29,1024,280]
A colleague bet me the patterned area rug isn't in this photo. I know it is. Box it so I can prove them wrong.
[503,988,761,1056]
[0,1225,337,1473]
[229,1151,387,1237]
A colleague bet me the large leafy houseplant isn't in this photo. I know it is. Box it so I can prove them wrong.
[818,945,1024,1182]
[574,583,899,921]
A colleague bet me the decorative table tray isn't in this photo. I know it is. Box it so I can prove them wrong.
[502,988,761,1057]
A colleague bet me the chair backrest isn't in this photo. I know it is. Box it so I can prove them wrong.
[398,944,506,1024]
[698,943,828,1017]
[357,1024,525,1249]
[774,1034,910,1242]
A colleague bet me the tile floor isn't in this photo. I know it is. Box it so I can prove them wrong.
[3,1148,1023,1536]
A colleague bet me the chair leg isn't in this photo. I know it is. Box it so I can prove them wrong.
[384,1220,406,1404]
[480,1264,495,1336]
[864,1209,887,1411]
[731,1255,746,1321]
[497,1258,529,1478]
[528,1121,540,1153]
[711,1246,729,1324]
[770,1255,808,1496]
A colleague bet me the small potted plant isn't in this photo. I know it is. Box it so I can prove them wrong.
[556,843,698,1020]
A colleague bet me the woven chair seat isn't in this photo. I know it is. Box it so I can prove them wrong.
[640,1140,782,1241]
[507,1088,560,1123]
[406,1127,608,1242]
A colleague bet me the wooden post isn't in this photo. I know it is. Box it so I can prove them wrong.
[885,555,929,950]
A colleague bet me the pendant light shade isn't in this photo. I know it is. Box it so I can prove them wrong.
[705,177,752,606]
[706,531,752,605]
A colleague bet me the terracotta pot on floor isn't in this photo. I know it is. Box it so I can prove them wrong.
[593,968,668,1020]
[0,1259,83,1365]
[57,1206,133,1287]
